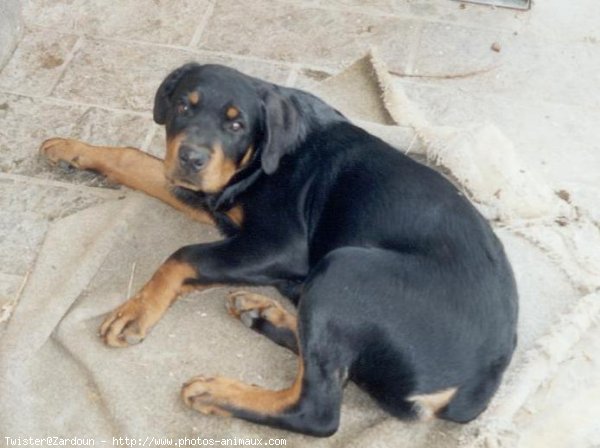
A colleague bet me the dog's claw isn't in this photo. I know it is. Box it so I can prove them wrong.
[99,296,149,348]
[124,333,144,345]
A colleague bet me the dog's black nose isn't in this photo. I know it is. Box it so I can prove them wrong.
[179,145,210,171]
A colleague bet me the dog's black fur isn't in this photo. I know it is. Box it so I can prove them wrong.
[154,63,517,436]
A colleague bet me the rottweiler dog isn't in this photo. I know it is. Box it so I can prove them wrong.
[40,63,518,437]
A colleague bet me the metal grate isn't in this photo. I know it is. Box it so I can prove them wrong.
[453,0,531,10]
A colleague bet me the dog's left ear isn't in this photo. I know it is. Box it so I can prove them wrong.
[260,88,307,175]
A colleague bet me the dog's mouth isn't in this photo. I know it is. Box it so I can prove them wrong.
[165,135,238,194]
[166,175,203,192]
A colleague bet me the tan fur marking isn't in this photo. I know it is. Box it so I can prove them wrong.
[227,291,298,332]
[99,260,200,347]
[225,204,244,227]
[240,145,254,167]
[201,144,237,193]
[263,306,297,330]
[408,387,457,421]
[226,106,240,119]
[183,358,304,415]
[188,91,200,105]
[39,138,214,225]
[140,259,198,305]
[165,133,186,178]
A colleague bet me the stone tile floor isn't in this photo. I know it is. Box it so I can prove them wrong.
[1,0,599,417]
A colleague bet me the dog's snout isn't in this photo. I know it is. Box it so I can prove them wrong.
[179,145,210,171]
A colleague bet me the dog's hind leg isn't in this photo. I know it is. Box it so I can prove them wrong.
[226,291,299,353]
[182,326,345,436]
[40,138,214,225]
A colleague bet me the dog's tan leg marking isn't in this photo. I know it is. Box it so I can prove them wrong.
[99,260,198,347]
[182,359,304,417]
[408,387,458,421]
[226,291,297,333]
[40,138,214,225]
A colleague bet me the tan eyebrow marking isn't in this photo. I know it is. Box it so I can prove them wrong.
[226,106,240,119]
[188,91,201,105]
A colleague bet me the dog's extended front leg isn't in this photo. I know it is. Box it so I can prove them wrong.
[40,138,214,225]
[100,237,303,347]
[100,258,202,347]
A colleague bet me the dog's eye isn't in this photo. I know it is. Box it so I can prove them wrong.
[229,121,244,132]
[176,103,189,115]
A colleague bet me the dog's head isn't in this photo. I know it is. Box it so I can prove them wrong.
[153,63,306,193]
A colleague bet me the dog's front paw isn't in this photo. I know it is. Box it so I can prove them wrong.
[181,376,239,417]
[99,296,151,348]
[40,138,93,169]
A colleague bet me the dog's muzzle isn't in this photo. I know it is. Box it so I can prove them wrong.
[178,145,211,172]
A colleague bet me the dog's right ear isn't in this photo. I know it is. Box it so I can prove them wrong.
[259,87,309,175]
[153,63,200,125]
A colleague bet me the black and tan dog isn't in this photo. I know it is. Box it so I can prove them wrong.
[40,63,518,437]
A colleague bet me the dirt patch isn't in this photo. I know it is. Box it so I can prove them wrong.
[39,54,64,69]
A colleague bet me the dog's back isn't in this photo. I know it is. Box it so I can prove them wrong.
[267,119,518,423]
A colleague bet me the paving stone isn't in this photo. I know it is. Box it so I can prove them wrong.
[145,125,166,159]
[393,0,527,31]
[0,93,153,186]
[395,80,600,188]
[0,272,23,328]
[0,0,21,71]
[51,38,190,112]
[410,20,509,75]
[278,0,396,15]
[273,0,526,32]
[0,271,23,323]
[0,210,49,277]
[0,28,78,97]
[525,0,600,43]
[196,51,293,83]
[0,272,22,299]
[0,180,109,277]
[52,38,291,112]
[22,0,212,46]
[293,67,334,90]
[0,176,112,221]
[495,36,600,110]
[198,0,419,71]
[410,32,600,110]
